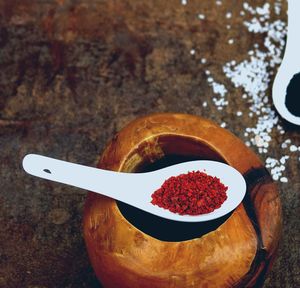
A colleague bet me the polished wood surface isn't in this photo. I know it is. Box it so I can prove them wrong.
[84,113,282,288]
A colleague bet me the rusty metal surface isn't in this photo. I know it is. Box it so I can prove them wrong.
[0,0,298,287]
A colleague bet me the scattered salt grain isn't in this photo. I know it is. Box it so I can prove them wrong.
[226,12,232,19]
[290,145,298,152]
[255,135,264,147]
[196,2,298,183]
[205,75,228,110]
[280,157,286,164]
[274,1,282,15]
[212,82,227,97]
[280,177,288,183]
[190,49,195,55]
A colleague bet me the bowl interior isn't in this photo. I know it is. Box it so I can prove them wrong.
[117,134,234,242]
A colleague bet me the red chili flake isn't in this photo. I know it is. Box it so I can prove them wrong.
[151,171,228,215]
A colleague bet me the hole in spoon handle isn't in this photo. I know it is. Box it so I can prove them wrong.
[22,154,102,191]
[22,154,138,203]
[23,154,68,180]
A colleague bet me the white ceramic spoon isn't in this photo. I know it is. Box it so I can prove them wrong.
[272,0,300,125]
[22,154,246,222]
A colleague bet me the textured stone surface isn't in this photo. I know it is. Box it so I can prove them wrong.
[0,0,298,287]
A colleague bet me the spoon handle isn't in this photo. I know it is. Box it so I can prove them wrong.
[285,0,300,59]
[22,154,142,202]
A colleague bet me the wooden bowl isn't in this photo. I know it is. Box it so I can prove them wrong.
[83,113,282,288]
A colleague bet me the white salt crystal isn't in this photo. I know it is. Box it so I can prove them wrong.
[226,12,232,19]
[181,0,187,5]
[202,3,295,182]
[263,142,269,148]
[243,3,250,10]
[255,135,264,147]
[274,2,281,15]
[280,177,288,183]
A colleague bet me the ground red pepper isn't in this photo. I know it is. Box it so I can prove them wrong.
[151,171,228,215]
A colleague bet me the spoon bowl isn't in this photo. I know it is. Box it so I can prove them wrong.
[22,154,246,222]
[272,0,300,125]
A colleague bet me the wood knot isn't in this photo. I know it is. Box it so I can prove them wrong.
[134,231,147,247]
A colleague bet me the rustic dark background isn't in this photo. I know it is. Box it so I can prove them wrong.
[0,0,299,287]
